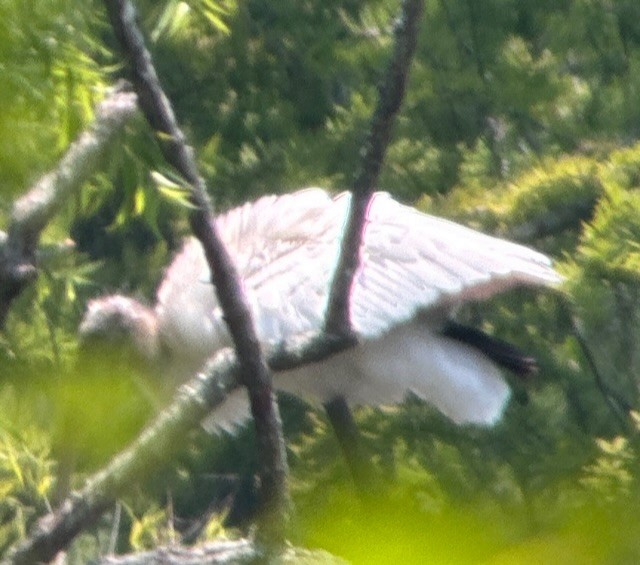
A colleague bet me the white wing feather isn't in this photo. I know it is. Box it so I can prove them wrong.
[156,188,560,428]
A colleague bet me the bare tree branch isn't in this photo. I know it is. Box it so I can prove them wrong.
[0,88,138,328]
[324,0,424,336]
[323,396,376,492]
[563,301,633,433]
[4,330,360,565]
[102,0,289,541]
[321,0,424,490]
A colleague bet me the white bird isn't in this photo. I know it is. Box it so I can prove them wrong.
[79,188,561,430]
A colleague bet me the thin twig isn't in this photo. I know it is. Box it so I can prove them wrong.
[107,502,122,556]
[563,300,632,432]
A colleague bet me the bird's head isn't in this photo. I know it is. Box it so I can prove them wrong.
[79,295,161,370]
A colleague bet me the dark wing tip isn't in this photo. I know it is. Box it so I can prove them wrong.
[442,321,539,379]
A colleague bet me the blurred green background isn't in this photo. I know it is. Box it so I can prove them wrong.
[3,0,640,562]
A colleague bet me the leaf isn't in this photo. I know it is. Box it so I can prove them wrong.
[151,170,196,209]
[133,186,146,216]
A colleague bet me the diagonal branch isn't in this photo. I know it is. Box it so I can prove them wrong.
[324,0,424,336]
[321,0,424,490]
[0,88,138,328]
[102,0,288,541]
[563,301,633,433]
[4,351,240,565]
[4,331,358,565]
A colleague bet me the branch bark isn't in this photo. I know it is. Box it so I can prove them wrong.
[321,0,424,491]
[4,332,360,565]
[102,0,289,542]
[324,0,425,336]
[0,88,138,328]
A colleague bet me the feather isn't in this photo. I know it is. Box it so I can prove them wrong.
[441,321,538,377]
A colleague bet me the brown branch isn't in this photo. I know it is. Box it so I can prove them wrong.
[5,351,240,565]
[102,0,289,542]
[324,0,424,336]
[321,0,424,491]
[4,330,363,565]
[0,88,138,328]
[323,396,376,493]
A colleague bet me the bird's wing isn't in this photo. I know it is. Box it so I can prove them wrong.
[158,188,561,349]
[216,188,343,341]
[350,192,561,337]
[219,188,561,341]
[156,189,341,359]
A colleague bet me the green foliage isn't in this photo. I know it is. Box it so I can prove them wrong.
[0,0,108,200]
[1,248,91,371]
[128,506,175,551]
[8,0,640,562]
[146,0,237,41]
[432,153,601,249]
[290,409,640,564]
[574,185,640,283]
[581,435,634,502]
[0,390,55,554]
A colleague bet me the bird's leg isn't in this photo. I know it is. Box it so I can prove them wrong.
[323,395,375,496]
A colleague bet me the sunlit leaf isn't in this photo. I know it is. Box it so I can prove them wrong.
[151,170,196,209]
